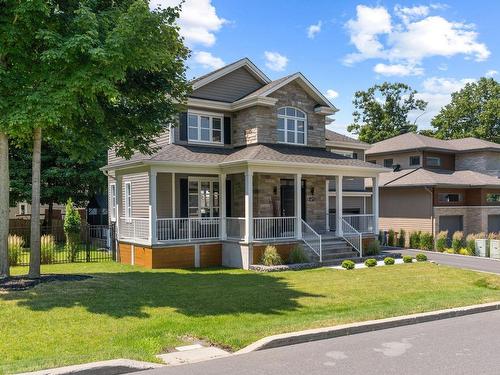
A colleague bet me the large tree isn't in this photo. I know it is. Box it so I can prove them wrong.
[431,78,500,143]
[0,0,190,278]
[348,82,427,144]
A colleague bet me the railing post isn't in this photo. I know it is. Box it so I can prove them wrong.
[319,236,322,263]
[188,218,192,242]
[359,234,363,258]
[335,176,343,236]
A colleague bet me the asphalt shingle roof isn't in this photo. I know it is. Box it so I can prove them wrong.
[325,130,368,146]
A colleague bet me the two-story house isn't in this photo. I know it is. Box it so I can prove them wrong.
[365,132,500,238]
[102,58,386,269]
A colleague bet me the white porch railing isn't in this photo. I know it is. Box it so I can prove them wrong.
[343,214,375,233]
[341,217,363,257]
[226,217,245,240]
[119,217,150,241]
[253,217,296,240]
[301,219,322,262]
[157,217,221,242]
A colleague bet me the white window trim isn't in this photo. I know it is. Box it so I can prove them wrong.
[277,107,307,145]
[187,110,224,145]
[110,183,117,222]
[19,203,27,216]
[125,182,132,222]
[187,176,220,218]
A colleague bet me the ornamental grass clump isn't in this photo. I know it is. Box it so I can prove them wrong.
[41,235,56,264]
[398,229,406,248]
[261,245,282,266]
[409,231,421,249]
[465,233,476,256]
[288,245,309,264]
[451,231,464,253]
[8,235,24,266]
[419,232,434,251]
[365,240,380,256]
[64,198,81,262]
[435,231,448,252]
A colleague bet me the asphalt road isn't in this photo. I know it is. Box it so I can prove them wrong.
[387,248,500,274]
[136,310,500,375]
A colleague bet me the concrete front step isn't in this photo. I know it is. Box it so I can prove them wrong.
[322,251,360,260]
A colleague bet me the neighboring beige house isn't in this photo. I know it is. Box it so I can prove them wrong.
[365,132,500,237]
[102,58,386,269]
[9,202,67,221]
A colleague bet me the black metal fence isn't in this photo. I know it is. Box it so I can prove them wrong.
[8,223,116,266]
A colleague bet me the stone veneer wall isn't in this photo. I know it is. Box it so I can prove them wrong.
[231,80,326,148]
[455,151,500,177]
[434,206,500,235]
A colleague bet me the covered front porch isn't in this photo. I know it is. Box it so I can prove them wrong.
[113,162,380,260]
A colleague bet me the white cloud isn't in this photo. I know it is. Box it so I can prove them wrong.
[438,63,448,71]
[325,89,339,100]
[307,21,322,39]
[485,70,498,78]
[264,51,288,72]
[344,5,490,75]
[193,51,225,70]
[150,0,226,47]
[410,76,476,128]
[374,63,424,76]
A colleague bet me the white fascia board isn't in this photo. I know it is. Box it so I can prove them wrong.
[314,106,336,115]
[326,140,371,150]
[187,98,232,111]
[231,96,277,111]
[187,96,277,112]
[192,58,270,91]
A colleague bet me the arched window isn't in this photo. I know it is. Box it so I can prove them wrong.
[277,107,306,145]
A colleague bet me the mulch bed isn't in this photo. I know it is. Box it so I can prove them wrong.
[0,274,91,291]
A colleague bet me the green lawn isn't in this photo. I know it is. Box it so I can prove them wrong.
[2,262,500,374]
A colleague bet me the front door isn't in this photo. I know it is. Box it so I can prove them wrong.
[280,179,306,219]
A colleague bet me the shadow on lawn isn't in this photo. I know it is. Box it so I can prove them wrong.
[0,270,322,318]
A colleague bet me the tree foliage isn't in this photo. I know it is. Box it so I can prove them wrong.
[348,82,427,143]
[431,78,500,143]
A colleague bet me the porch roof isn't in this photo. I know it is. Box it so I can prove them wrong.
[103,143,386,172]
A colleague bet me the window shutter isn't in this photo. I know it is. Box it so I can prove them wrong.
[224,116,231,145]
[225,179,232,217]
[180,178,188,218]
[179,112,188,141]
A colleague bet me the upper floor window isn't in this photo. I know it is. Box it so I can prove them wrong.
[331,149,358,159]
[438,193,462,203]
[426,156,441,167]
[384,159,393,168]
[486,193,500,203]
[409,155,420,166]
[277,107,306,145]
[188,111,222,144]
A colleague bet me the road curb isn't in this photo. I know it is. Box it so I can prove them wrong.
[235,301,500,354]
[384,247,500,263]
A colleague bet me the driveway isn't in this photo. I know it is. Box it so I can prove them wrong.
[386,248,500,274]
[135,310,500,375]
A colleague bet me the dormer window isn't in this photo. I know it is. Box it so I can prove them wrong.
[188,111,223,144]
[277,107,306,145]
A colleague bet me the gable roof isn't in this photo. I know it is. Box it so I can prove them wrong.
[366,132,500,155]
[191,58,270,91]
[372,167,500,188]
[325,130,370,149]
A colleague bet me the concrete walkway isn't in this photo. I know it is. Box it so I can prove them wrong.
[385,248,500,274]
[134,310,500,375]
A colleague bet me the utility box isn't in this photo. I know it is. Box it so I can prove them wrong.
[475,239,488,257]
[490,240,500,259]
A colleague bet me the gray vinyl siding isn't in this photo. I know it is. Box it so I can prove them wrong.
[329,196,366,213]
[328,176,365,191]
[121,171,150,218]
[157,172,173,218]
[191,67,263,102]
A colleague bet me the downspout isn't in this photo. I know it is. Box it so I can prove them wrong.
[424,186,434,236]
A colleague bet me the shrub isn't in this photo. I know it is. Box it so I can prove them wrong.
[444,248,455,254]
[419,232,434,251]
[364,258,377,267]
[261,245,282,266]
[416,253,427,262]
[384,257,395,265]
[465,234,476,256]
[435,231,448,252]
[64,198,81,262]
[41,235,56,264]
[409,231,421,249]
[365,240,380,256]
[403,255,413,263]
[451,231,464,253]
[458,248,472,256]
[387,229,396,247]
[398,229,406,248]
[288,245,309,264]
[378,230,384,245]
[341,260,355,270]
[8,234,24,266]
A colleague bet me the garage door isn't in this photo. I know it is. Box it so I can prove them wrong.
[439,215,463,236]
[488,215,500,233]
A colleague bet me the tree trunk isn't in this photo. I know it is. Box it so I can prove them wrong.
[0,132,9,279]
[28,127,42,278]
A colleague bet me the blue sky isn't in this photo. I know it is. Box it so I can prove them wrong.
[153,0,499,136]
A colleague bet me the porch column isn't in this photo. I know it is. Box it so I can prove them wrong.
[244,170,253,243]
[336,176,343,236]
[149,170,157,245]
[295,173,302,239]
[372,176,379,234]
[220,173,227,240]
[171,172,176,218]
[116,175,122,241]
[325,179,330,231]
